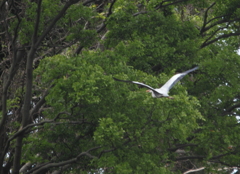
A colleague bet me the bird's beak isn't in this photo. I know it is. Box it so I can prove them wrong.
[146,90,151,93]
[168,96,174,99]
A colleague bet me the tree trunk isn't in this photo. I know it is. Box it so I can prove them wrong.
[0,49,25,174]
[12,49,34,174]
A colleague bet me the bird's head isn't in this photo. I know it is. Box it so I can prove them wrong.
[146,90,152,93]
[146,90,156,98]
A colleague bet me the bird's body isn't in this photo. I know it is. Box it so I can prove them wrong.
[113,66,198,98]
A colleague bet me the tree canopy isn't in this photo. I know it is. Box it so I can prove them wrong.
[1,0,240,173]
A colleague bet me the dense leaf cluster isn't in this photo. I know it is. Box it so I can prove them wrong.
[1,0,240,173]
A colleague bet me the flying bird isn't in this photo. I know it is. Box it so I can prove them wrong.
[113,66,198,99]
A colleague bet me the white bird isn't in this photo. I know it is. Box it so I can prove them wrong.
[113,66,198,99]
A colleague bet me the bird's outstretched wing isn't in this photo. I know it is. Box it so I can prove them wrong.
[113,77,161,94]
[160,66,199,92]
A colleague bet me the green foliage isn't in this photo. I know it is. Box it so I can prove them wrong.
[13,0,97,46]
[30,48,204,173]
[3,0,240,173]
[64,3,98,46]
[28,1,240,170]
[106,11,200,73]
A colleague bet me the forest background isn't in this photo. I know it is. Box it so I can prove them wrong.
[1,0,240,173]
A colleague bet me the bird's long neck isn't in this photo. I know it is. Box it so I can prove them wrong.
[151,91,156,98]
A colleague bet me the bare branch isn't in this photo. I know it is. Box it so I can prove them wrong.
[98,148,116,158]
[156,0,188,10]
[1,111,71,164]
[0,0,7,9]
[201,32,240,48]
[25,162,52,174]
[31,146,101,174]
[203,17,240,34]
[222,103,240,116]
[75,45,84,55]
[200,2,216,34]
[11,10,22,53]
[19,162,32,173]
[96,0,117,33]
[200,2,240,35]
[134,0,188,16]
[206,15,225,26]
[168,143,198,152]
[107,0,117,17]
[176,149,239,162]
[0,16,16,24]
[35,0,81,49]
[82,0,95,6]
[133,11,148,17]
[201,25,229,47]
[210,151,236,160]
[175,155,205,161]
[76,0,117,54]
[32,0,42,44]
[30,85,53,117]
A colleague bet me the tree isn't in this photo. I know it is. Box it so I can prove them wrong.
[1,0,240,173]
